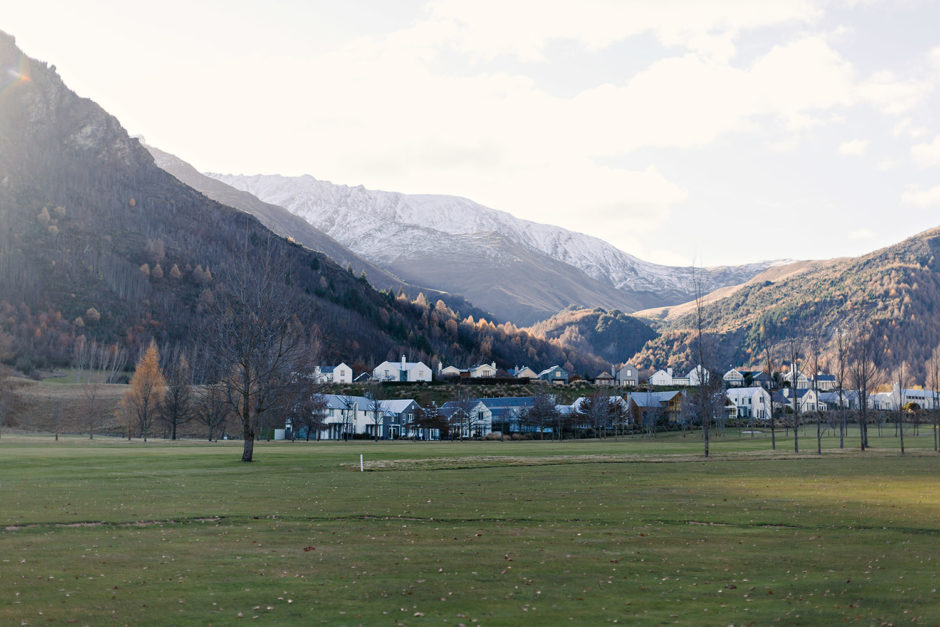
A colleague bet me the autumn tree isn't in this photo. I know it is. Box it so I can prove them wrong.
[119,340,166,441]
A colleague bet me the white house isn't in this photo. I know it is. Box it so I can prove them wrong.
[687,365,709,386]
[649,367,674,386]
[510,365,538,380]
[774,388,820,413]
[313,363,352,384]
[723,368,746,387]
[469,362,497,378]
[439,365,463,378]
[725,386,772,419]
[373,355,433,382]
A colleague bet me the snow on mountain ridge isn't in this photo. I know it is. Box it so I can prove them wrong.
[208,172,781,297]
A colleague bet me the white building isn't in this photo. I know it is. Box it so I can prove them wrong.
[373,355,433,382]
[313,362,353,384]
[725,386,772,419]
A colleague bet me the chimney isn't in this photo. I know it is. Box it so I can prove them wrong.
[666,367,673,377]
[401,354,406,367]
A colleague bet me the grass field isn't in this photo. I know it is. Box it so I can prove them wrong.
[1,429,938,625]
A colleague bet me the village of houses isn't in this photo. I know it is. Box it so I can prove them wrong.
[283,355,938,441]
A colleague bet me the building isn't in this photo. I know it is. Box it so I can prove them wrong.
[509,365,538,380]
[616,364,639,387]
[373,355,433,382]
[313,362,353,384]
[537,365,569,385]
[725,386,772,419]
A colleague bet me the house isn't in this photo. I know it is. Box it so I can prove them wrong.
[373,355,433,382]
[723,368,746,387]
[616,364,639,387]
[782,367,811,390]
[313,362,353,384]
[594,371,615,386]
[353,372,372,383]
[725,386,772,419]
[813,373,837,391]
[438,399,491,438]
[818,390,860,410]
[478,397,535,435]
[509,365,538,380]
[439,365,463,378]
[750,371,772,389]
[649,367,674,386]
[627,390,684,424]
[687,365,709,386]
[538,366,569,385]
[773,387,820,413]
[376,399,420,439]
[320,394,371,440]
[893,386,940,411]
[469,362,497,378]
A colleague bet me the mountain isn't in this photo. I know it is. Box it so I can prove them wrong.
[526,307,658,368]
[630,228,940,379]
[208,173,782,324]
[0,30,607,376]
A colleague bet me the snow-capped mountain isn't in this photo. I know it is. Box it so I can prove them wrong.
[208,173,782,323]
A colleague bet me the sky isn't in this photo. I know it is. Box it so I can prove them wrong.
[5,0,940,266]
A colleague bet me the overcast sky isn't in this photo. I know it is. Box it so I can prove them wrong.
[6,1,940,266]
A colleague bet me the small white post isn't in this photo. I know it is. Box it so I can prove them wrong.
[360,454,364,472]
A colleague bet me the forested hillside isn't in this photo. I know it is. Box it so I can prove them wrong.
[632,226,940,379]
[527,307,658,368]
[0,31,606,376]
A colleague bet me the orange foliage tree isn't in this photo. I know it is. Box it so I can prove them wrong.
[119,340,166,441]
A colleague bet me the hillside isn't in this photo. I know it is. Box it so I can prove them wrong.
[210,173,781,324]
[631,227,940,379]
[0,31,606,376]
[526,307,658,368]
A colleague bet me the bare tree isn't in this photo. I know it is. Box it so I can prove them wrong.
[450,387,479,440]
[894,361,909,455]
[194,383,232,441]
[285,383,327,441]
[519,390,558,440]
[160,353,195,440]
[835,328,848,449]
[691,266,716,457]
[848,325,881,451]
[808,330,822,456]
[577,390,611,439]
[366,390,385,440]
[763,339,777,450]
[787,337,801,453]
[202,236,318,461]
[74,340,127,439]
[926,343,940,453]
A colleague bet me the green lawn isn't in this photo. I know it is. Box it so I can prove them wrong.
[1,429,938,625]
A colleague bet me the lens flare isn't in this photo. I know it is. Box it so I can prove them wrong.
[1,52,31,103]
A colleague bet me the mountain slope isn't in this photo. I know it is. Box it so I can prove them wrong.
[631,227,940,379]
[209,173,782,324]
[526,307,658,368]
[0,30,606,375]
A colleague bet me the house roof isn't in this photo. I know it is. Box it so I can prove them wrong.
[381,399,418,414]
[478,396,536,409]
[725,387,768,400]
[815,374,836,382]
[318,366,335,374]
[629,391,681,407]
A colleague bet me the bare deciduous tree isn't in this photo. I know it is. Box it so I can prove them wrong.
[160,353,194,440]
[194,383,232,442]
[926,343,940,453]
[202,236,318,461]
[848,325,881,451]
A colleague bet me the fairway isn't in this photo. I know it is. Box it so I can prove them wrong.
[1,431,939,625]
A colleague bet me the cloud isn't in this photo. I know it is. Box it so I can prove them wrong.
[902,185,940,208]
[838,139,869,156]
[427,0,822,62]
[911,135,940,168]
